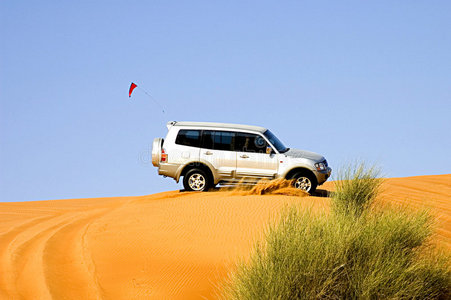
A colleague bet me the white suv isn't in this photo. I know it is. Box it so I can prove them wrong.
[152,121,331,193]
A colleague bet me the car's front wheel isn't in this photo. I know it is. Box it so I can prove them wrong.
[291,172,317,193]
[183,168,211,191]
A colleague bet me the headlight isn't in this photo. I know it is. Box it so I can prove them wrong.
[315,162,327,171]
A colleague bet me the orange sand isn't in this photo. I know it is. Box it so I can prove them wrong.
[0,174,449,299]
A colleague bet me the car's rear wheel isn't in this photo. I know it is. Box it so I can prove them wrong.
[291,172,317,193]
[183,168,211,191]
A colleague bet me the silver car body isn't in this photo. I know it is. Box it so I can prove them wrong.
[152,121,331,188]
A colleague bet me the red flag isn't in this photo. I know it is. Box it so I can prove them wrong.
[129,82,137,97]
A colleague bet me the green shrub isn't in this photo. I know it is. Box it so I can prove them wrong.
[331,162,382,217]
[220,164,451,299]
[221,207,450,299]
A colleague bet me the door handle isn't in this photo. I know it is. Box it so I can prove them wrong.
[205,151,213,155]
[240,154,249,158]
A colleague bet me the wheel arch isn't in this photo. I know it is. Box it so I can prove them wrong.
[177,162,215,184]
[284,167,318,185]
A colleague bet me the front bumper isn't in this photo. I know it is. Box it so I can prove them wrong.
[316,167,332,185]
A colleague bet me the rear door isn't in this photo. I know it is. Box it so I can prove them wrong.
[200,130,236,180]
[235,132,279,179]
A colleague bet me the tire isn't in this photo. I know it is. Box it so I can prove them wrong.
[183,168,211,192]
[291,171,317,193]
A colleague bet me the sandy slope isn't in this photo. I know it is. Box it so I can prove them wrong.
[0,174,449,299]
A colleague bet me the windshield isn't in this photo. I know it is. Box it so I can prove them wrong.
[263,130,288,153]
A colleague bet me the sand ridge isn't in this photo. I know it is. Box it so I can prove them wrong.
[0,174,449,299]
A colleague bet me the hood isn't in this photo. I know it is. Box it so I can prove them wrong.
[284,148,324,162]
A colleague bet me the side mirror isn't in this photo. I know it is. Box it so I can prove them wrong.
[266,146,273,154]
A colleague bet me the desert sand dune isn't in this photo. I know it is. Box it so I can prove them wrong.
[382,175,451,249]
[0,174,449,299]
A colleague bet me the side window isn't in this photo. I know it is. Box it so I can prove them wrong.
[201,130,235,151]
[235,132,268,153]
[213,131,234,151]
[175,129,201,147]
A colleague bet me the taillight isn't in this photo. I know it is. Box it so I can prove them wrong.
[161,148,168,162]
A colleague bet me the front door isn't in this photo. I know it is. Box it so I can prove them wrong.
[235,132,279,179]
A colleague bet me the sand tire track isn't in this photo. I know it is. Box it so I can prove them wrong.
[42,209,108,300]
[4,213,81,299]
[0,215,56,298]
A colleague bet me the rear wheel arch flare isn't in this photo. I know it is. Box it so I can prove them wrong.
[181,162,214,183]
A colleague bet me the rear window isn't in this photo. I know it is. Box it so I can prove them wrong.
[175,130,201,147]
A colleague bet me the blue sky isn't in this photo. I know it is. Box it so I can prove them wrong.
[1,1,450,202]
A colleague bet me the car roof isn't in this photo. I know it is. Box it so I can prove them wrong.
[167,121,267,133]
